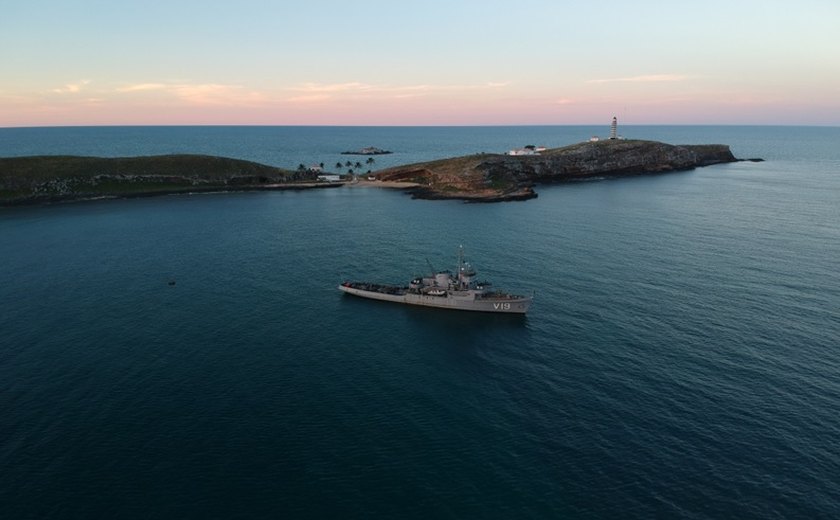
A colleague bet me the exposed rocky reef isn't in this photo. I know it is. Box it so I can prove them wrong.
[0,154,336,205]
[341,147,392,155]
[375,139,743,202]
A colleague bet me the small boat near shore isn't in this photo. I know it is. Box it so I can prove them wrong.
[338,247,532,314]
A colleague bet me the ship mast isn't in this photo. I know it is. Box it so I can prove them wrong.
[457,245,473,290]
[457,245,464,287]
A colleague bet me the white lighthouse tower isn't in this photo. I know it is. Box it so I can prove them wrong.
[609,116,618,140]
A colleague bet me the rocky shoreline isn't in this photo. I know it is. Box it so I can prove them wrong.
[374,139,750,202]
[1,140,758,206]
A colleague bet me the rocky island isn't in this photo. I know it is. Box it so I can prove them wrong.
[1,140,756,206]
[341,147,392,155]
[374,139,744,202]
[0,154,339,206]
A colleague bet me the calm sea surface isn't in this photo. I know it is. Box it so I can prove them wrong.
[2,126,839,519]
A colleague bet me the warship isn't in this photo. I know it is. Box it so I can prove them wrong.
[338,247,532,314]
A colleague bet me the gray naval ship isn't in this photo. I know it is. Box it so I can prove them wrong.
[338,247,532,314]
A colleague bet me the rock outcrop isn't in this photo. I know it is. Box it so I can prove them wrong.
[376,140,740,202]
[341,147,392,155]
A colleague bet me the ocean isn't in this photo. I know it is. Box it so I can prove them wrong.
[1,126,839,519]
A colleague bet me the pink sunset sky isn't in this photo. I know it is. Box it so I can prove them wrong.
[2,0,838,127]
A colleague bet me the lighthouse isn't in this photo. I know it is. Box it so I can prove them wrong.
[609,116,618,140]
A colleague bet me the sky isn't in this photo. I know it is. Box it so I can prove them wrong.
[1,0,838,126]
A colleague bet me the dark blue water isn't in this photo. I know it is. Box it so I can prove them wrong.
[2,126,840,518]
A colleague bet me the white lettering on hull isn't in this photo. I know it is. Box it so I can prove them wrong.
[493,302,512,310]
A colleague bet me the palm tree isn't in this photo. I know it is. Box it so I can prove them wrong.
[335,162,343,171]
[345,160,352,168]
[365,157,375,167]
[354,161,362,170]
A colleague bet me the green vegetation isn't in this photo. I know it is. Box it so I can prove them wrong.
[1,141,738,205]
[0,154,323,205]
[487,179,512,191]
[79,179,195,194]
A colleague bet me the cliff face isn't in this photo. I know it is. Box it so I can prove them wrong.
[377,140,738,202]
[517,140,735,178]
[0,154,316,205]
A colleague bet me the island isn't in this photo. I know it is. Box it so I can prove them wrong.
[372,139,746,202]
[0,154,340,206]
[1,140,758,206]
[341,147,392,155]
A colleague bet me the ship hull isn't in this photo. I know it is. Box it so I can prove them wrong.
[338,284,531,314]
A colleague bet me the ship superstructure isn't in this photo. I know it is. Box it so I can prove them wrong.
[338,247,532,314]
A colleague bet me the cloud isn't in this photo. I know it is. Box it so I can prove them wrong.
[28,79,514,119]
[172,84,247,104]
[292,82,375,93]
[117,83,168,92]
[116,82,266,105]
[51,80,91,94]
[281,81,510,105]
[288,81,509,96]
[587,74,689,84]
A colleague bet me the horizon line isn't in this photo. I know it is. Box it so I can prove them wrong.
[3,123,839,130]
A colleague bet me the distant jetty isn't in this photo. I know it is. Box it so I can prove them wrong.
[374,139,749,203]
[341,147,392,155]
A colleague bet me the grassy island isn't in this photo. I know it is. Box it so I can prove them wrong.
[0,154,341,205]
[1,140,748,206]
